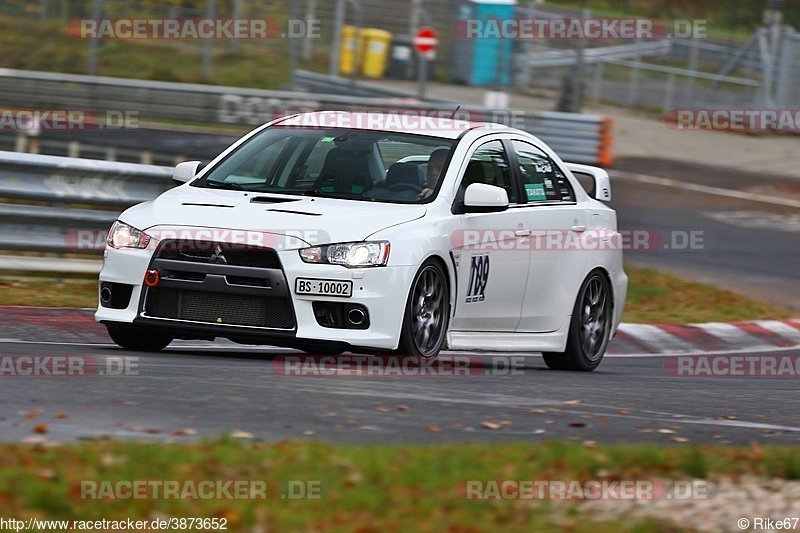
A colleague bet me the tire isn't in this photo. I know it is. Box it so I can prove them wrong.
[396,259,450,360]
[543,270,612,372]
[106,325,173,352]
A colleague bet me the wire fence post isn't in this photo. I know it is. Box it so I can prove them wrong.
[663,72,676,111]
[329,0,346,76]
[290,0,300,86]
[302,0,317,61]
[591,62,604,105]
[685,36,699,102]
[202,0,216,80]
[87,0,102,75]
[774,28,796,108]
[627,39,641,106]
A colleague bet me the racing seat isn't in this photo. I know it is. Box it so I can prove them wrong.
[314,147,373,195]
[385,162,424,190]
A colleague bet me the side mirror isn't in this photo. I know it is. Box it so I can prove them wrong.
[172,160,201,185]
[463,183,509,213]
[565,163,611,201]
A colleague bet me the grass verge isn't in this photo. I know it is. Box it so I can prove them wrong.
[623,267,792,323]
[0,15,305,89]
[0,266,792,323]
[3,439,798,531]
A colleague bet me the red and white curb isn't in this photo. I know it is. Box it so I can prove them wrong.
[0,307,799,356]
[610,320,800,355]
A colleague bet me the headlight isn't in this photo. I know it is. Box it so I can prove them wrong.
[299,241,390,267]
[106,221,150,249]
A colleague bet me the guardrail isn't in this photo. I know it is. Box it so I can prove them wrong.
[0,151,173,266]
[0,151,172,208]
[526,40,671,69]
[0,68,613,166]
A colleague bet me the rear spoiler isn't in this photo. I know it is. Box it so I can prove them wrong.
[565,163,611,202]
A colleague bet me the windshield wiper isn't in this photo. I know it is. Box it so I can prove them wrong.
[205,179,244,191]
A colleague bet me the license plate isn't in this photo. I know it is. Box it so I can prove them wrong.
[295,278,352,298]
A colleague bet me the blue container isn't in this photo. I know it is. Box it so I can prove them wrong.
[452,0,517,86]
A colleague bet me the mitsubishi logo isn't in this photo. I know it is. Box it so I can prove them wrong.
[209,244,228,264]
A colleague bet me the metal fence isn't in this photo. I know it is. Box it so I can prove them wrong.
[514,5,800,113]
[0,151,172,258]
[2,0,799,115]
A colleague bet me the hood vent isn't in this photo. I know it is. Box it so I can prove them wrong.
[266,209,321,216]
[250,196,301,204]
[181,203,235,208]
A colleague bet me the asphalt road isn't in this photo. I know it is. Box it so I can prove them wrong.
[612,157,800,312]
[1,339,798,446]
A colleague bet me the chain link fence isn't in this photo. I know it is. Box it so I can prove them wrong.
[1,0,799,114]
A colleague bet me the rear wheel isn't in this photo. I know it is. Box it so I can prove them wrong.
[396,260,450,360]
[543,271,611,372]
[106,325,173,352]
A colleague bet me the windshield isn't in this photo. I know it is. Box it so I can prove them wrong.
[192,127,456,204]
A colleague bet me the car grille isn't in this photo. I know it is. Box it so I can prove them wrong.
[142,240,295,330]
[145,287,294,329]
[157,240,282,269]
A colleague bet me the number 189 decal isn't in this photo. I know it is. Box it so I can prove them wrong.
[466,254,490,303]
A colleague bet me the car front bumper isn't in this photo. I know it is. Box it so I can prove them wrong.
[95,246,415,351]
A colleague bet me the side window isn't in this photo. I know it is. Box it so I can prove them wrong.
[461,140,517,204]
[511,140,575,203]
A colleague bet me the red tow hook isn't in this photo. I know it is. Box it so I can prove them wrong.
[144,269,160,287]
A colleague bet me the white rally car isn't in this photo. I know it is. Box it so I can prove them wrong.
[96,111,627,371]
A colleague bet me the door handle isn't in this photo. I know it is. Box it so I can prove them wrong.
[570,225,587,233]
[515,229,532,237]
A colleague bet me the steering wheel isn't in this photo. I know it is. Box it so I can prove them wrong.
[387,182,423,194]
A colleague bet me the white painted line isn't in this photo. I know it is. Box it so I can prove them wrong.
[605,345,800,358]
[616,324,697,353]
[614,170,800,209]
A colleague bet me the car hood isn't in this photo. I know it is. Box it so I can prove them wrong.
[118,186,426,249]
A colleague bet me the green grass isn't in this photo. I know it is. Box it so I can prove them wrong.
[2,439,798,531]
[0,16,313,89]
[622,267,792,323]
[0,266,792,323]
[0,275,98,308]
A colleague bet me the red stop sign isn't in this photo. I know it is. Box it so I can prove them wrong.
[414,27,439,54]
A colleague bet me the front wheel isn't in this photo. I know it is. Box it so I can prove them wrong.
[106,325,173,352]
[543,270,612,372]
[396,260,450,360]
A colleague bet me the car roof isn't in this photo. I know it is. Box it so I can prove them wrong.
[273,111,517,140]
